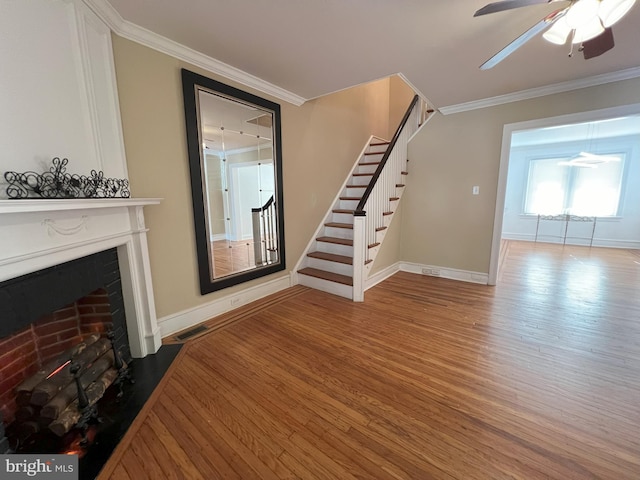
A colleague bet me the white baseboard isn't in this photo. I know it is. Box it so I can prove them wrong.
[157,275,291,338]
[400,262,489,285]
[365,262,401,291]
[502,235,640,249]
[594,238,640,249]
[210,233,228,242]
[502,233,535,241]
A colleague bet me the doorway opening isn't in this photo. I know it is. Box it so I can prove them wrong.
[489,103,640,284]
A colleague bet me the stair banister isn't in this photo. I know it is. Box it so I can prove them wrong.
[354,95,419,215]
[252,195,276,266]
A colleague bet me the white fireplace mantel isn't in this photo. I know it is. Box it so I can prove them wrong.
[0,198,163,358]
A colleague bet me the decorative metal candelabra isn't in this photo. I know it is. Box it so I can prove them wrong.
[4,157,130,199]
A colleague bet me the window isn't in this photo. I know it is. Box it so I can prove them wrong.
[524,154,625,217]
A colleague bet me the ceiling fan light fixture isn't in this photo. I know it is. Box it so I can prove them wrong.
[565,0,601,28]
[572,16,605,42]
[543,16,572,44]
[598,0,636,26]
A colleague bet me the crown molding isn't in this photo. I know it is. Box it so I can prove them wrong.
[396,73,435,109]
[439,66,640,115]
[82,0,307,106]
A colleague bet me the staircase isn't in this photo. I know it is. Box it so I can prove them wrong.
[296,95,427,301]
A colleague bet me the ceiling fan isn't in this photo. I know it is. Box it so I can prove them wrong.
[474,0,636,69]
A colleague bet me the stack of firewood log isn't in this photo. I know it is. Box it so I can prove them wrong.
[13,333,119,439]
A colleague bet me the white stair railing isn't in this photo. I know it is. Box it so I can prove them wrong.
[352,96,421,301]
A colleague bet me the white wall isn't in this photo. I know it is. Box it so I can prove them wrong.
[0,0,127,196]
[503,134,640,248]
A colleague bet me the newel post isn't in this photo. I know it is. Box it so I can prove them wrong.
[352,212,366,302]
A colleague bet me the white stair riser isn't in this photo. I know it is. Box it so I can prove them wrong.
[363,153,384,161]
[344,186,366,196]
[324,226,353,240]
[316,241,353,257]
[306,257,353,276]
[297,274,353,299]
[349,176,372,186]
[331,212,353,223]
[339,199,359,210]
[367,145,387,153]
[356,164,378,175]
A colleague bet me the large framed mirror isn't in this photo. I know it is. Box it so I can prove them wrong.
[181,69,285,294]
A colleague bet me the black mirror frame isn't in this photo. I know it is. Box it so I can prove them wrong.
[181,68,286,295]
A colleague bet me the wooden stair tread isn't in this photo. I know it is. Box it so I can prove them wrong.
[364,151,384,156]
[370,141,390,146]
[307,251,353,265]
[375,226,387,232]
[333,209,354,214]
[396,184,405,188]
[352,173,373,177]
[340,196,361,201]
[317,236,353,246]
[325,222,353,229]
[368,242,380,249]
[389,197,400,201]
[298,267,353,286]
[383,211,393,216]
[359,162,380,166]
[401,171,408,175]
[346,185,366,188]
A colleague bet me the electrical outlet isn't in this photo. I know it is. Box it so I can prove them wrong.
[472,186,480,195]
[422,268,441,277]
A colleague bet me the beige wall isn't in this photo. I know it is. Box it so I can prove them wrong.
[388,75,417,138]
[112,35,394,318]
[403,77,640,274]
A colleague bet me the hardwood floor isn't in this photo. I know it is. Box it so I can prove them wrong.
[99,241,640,479]
[212,240,256,278]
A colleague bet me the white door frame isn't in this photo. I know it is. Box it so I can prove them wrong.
[487,102,640,285]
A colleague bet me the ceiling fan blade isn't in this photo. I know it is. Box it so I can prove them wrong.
[480,8,566,70]
[582,28,615,59]
[474,0,562,17]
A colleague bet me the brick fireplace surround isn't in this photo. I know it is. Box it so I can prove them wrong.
[0,248,129,426]
[0,198,173,470]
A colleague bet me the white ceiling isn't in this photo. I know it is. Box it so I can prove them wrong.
[104,0,640,109]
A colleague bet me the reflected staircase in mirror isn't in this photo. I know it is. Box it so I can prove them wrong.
[296,95,433,301]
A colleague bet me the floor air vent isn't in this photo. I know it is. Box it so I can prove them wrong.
[175,324,208,341]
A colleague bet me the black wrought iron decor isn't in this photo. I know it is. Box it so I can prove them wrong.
[4,157,130,199]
